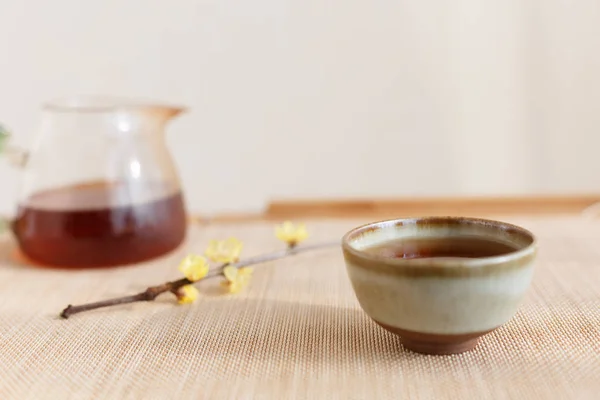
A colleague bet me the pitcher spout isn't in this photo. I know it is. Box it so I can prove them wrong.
[143,105,187,125]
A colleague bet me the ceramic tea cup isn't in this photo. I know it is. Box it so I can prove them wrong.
[341,217,537,355]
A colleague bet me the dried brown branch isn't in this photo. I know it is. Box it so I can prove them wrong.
[60,241,338,319]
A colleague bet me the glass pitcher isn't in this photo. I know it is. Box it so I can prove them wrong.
[2,96,188,268]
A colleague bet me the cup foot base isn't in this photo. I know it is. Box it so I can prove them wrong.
[374,321,493,355]
[401,336,480,355]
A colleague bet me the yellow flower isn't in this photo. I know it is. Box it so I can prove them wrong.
[176,285,200,304]
[178,255,210,282]
[221,265,253,294]
[275,221,308,246]
[205,237,243,263]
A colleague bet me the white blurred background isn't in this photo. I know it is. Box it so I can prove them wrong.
[1,0,599,216]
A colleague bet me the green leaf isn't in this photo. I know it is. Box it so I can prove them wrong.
[0,124,9,154]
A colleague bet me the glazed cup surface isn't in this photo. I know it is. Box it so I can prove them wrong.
[342,216,537,355]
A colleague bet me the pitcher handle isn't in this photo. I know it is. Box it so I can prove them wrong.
[0,124,29,168]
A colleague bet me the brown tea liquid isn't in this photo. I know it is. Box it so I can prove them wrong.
[363,236,518,260]
[12,181,187,268]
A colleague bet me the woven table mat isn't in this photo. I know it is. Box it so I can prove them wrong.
[0,216,598,399]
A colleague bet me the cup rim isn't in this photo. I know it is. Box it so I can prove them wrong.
[341,216,537,269]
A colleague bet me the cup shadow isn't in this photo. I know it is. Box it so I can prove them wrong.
[150,298,410,362]
[152,298,599,379]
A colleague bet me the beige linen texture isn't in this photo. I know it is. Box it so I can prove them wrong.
[0,217,598,399]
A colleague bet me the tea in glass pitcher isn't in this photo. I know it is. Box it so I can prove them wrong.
[5,97,189,268]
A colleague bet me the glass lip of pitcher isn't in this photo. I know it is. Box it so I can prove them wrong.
[42,95,186,117]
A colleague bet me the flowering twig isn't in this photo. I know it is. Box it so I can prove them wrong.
[60,222,336,319]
